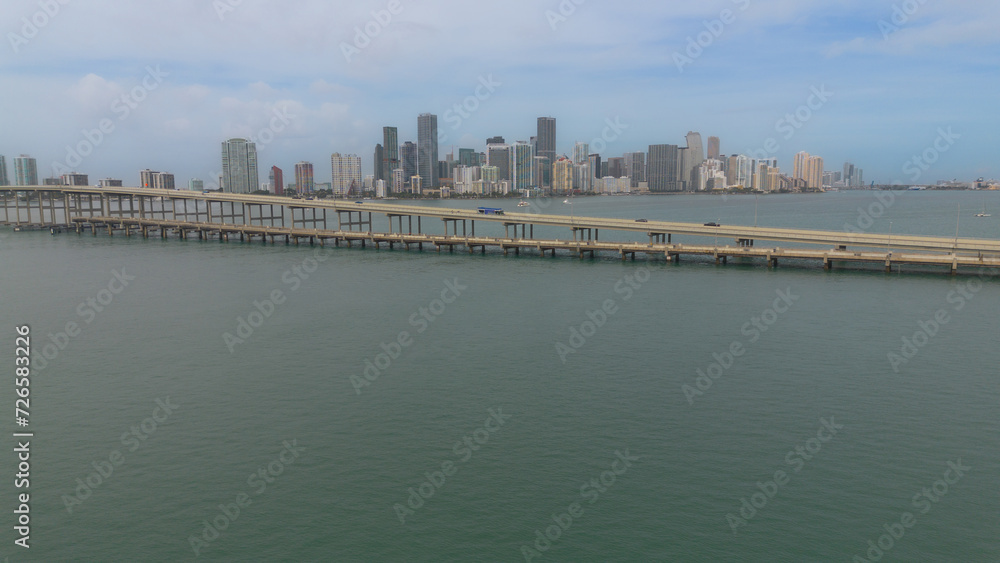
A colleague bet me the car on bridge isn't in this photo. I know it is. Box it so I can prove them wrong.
[704,222,721,227]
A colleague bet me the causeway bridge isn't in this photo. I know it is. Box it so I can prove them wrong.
[3,186,999,275]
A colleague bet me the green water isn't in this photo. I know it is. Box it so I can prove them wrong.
[0,192,998,562]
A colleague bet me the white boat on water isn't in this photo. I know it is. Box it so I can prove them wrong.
[517,200,529,207]
[975,202,991,217]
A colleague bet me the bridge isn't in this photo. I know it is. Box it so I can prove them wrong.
[3,185,999,275]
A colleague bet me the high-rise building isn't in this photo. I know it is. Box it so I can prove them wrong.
[707,136,721,160]
[572,163,592,192]
[647,145,681,192]
[607,157,625,179]
[487,136,505,145]
[61,173,89,186]
[417,113,439,189]
[487,142,512,182]
[100,178,123,188]
[624,152,646,188]
[734,155,753,188]
[391,168,404,194]
[270,166,284,195]
[553,157,573,192]
[382,127,399,182]
[512,141,535,192]
[294,161,314,193]
[0,155,8,186]
[331,153,362,196]
[533,156,551,189]
[374,144,384,183]
[572,142,589,165]
[727,155,740,187]
[458,148,477,167]
[139,169,157,189]
[537,117,557,165]
[683,132,705,191]
[153,172,175,190]
[843,162,864,188]
[588,154,601,183]
[189,179,204,191]
[806,156,824,189]
[14,155,38,186]
[221,138,259,194]
[401,142,417,188]
[793,151,810,182]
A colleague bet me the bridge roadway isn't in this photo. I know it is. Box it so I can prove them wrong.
[4,185,1000,255]
[56,215,1000,274]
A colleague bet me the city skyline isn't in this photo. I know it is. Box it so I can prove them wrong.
[1,1,997,186]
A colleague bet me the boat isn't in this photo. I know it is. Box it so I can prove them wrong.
[975,202,990,217]
[563,199,570,204]
[517,200,529,207]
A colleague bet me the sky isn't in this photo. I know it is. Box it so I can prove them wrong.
[1,0,998,187]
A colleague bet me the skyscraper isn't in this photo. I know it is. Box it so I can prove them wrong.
[221,138,259,193]
[417,113,439,189]
[153,172,175,190]
[14,155,37,186]
[552,157,573,192]
[458,148,477,167]
[647,145,680,192]
[707,136,721,160]
[139,169,157,189]
[294,161,314,193]
[806,156,824,189]
[537,117,557,165]
[0,155,8,186]
[624,152,646,188]
[487,142,512,182]
[513,141,535,192]
[382,126,399,183]
[572,142,589,165]
[683,132,705,191]
[374,144,384,183]
[331,153,362,195]
[401,141,417,188]
[607,157,625,179]
[487,136,505,145]
[270,166,284,195]
[793,151,810,181]
[533,156,551,189]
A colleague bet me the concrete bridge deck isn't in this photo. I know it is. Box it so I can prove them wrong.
[3,186,999,275]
